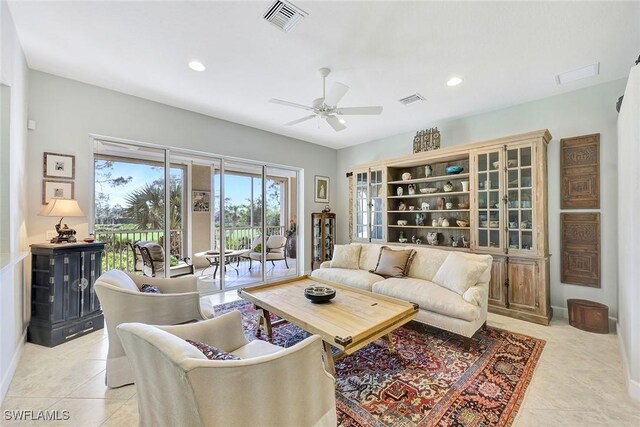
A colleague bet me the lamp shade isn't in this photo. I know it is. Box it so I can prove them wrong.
[39,198,85,217]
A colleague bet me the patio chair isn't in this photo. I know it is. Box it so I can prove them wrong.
[117,311,336,426]
[242,235,289,270]
[135,241,194,278]
[95,269,215,388]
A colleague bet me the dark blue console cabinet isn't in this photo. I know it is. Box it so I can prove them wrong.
[28,242,105,347]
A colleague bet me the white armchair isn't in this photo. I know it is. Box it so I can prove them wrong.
[117,311,337,427]
[244,235,289,270]
[95,269,215,388]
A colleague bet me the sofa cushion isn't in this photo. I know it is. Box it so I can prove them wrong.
[372,278,481,322]
[331,244,361,269]
[373,247,415,278]
[404,246,450,281]
[98,269,139,291]
[310,268,384,291]
[356,244,385,272]
[432,252,488,295]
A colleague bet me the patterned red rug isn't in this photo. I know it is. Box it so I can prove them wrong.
[215,300,545,427]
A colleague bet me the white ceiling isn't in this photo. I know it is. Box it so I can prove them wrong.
[7,1,640,149]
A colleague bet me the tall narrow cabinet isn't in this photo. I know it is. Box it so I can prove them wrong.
[29,242,105,346]
[311,213,336,270]
[350,130,552,325]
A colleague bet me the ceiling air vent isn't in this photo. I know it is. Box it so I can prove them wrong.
[398,93,426,106]
[263,1,308,33]
[555,62,600,85]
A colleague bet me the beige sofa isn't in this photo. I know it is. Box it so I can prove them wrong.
[310,243,492,339]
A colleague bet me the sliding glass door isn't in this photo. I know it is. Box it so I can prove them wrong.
[93,137,299,294]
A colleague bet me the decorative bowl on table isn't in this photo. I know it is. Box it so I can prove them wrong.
[457,220,469,227]
[397,220,408,226]
[445,166,464,175]
[420,187,438,194]
[304,286,336,304]
[83,237,96,243]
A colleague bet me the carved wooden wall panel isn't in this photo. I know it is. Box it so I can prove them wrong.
[561,213,601,287]
[561,134,600,209]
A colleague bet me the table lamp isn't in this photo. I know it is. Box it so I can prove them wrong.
[38,198,85,243]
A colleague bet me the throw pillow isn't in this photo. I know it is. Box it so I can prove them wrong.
[432,252,487,295]
[330,244,361,269]
[140,284,161,294]
[463,287,482,306]
[186,339,240,361]
[254,243,262,253]
[372,246,415,278]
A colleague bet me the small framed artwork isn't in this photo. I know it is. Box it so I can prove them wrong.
[42,180,75,204]
[43,152,75,179]
[314,175,330,203]
[192,191,210,212]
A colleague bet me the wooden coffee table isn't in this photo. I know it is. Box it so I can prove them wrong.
[238,276,418,375]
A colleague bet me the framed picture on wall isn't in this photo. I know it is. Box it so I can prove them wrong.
[43,152,75,179]
[42,180,75,204]
[314,175,330,203]
[192,191,210,212]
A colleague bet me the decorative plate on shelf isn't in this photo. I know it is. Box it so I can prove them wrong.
[420,187,438,194]
[445,166,464,175]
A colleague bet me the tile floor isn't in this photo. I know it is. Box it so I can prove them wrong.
[2,292,639,426]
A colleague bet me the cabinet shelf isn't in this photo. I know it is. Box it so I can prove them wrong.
[387,173,470,185]
[388,191,469,199]
[388,225,470,230]
[388,209,470,213]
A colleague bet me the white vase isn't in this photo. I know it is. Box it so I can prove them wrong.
[461,181,470,192]
[396,186,403,196]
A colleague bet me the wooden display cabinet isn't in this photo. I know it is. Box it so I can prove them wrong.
[311,212,336,271]
[350,130,552,325]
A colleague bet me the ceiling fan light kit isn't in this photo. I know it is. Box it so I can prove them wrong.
[269,67,383,132]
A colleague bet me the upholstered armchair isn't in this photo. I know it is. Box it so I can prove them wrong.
[117,311,337,427]
[95,269,214,388]
[243,235,289,270]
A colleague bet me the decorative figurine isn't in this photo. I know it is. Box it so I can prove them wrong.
[397,186,403,196]
[408,184,416,195]
[443,181,454,192]
[399,202,407,211]
[421,202,430,211]
[424,165,432,178]
[415,238,422,245]
[427,232,438,245]
[415,213,425,226]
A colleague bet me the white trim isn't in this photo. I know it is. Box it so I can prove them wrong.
[616,324,640,401]
[0,328,26,403]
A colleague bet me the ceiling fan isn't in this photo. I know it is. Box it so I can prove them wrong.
[269,68,383,132]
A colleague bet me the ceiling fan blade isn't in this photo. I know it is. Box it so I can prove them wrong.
[326,115,347,132]
[269,98,314,111]
[284,115,317,126]
[336,106,383,115]
[324,82,350,106]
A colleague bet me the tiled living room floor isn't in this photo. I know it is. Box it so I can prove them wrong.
[3,292,639,426]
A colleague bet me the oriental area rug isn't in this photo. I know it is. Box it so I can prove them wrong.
[215,300,545,427]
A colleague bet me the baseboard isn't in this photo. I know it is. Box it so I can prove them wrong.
[616,324,640,401]
[0,328,27,404]
[551,305,617,332]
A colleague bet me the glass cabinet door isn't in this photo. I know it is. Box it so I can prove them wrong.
[353,169,384,242]
[476,150,502,250]
[506,145,534,251]
[370,170,384,240]
[313,216,322,265]
[355,171,369,240]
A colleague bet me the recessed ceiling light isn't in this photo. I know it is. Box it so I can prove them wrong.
[188,61,206,72]
[338,118,346,125]
[447,77,463,87]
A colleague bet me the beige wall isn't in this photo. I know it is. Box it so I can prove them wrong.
[191,164,212,268]
[0,1,29,402]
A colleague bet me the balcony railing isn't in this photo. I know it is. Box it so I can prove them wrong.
[95,225,286,272]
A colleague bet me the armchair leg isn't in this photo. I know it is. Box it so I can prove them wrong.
[271,260,275,267]
[249,258,252,271]
[284,257,289,269]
